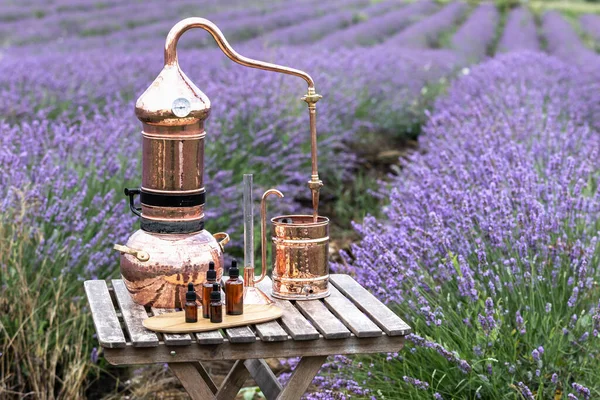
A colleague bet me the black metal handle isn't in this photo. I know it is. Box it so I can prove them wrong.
[124,188,142,217]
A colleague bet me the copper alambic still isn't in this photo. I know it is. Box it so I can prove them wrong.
[114,17,329,308]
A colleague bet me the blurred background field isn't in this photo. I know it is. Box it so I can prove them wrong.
[1,0,600,399]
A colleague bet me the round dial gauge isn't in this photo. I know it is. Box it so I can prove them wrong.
[172,98,191,118]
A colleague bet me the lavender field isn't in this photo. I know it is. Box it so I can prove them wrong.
[1,0,600,398]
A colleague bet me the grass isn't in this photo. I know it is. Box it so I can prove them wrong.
[529,0,600,16]
[0,216,98,398]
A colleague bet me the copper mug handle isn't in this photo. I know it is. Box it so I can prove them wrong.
[213,232,230,252]
[258,189,284,284]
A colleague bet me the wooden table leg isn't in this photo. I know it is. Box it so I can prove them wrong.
[169,362,217,400]
[194,361,218,394]
[171,356,326,400]
[217,360,251,400]
[244,359,283,400]
[276,356,327,400]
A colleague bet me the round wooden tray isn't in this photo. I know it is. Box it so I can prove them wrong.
[143,304,283,333]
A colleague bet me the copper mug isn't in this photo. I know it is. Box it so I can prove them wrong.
[261,190,330,300]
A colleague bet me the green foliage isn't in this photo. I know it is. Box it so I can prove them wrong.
[327,230,600,399]
[329,170,384,230]
[0,218,98,398]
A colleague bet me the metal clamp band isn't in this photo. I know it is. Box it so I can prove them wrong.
[140,190,205,208]
[141,218,205,234]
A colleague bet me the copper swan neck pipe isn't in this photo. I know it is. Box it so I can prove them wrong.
[164,17,314,87]
[164,18,323,221]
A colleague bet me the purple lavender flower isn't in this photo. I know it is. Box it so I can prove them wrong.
[531,349,540,362]
[403,376,430,390]
[552,373,559,384]
[407,333,472,373]
[479,297,497,334]
[496,7,539,53]
[386,2,468,48]
[580,14,600,43]
[568,286,579,307]
[572,383,591,400]
[318,0,437,47]
[516,311,526,335]
[593,300,600,331]
[450,4,499,62]
[90,347,98,364]
[542,11,600,76]
[517,382,535,400]
[248,7,359,47]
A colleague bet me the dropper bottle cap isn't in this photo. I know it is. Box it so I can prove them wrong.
[229,259,239,278]
[207,261,216,280]
[210,283,221,301]
[186,282,196,301]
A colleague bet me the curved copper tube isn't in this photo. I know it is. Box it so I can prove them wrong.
[258,189,284,284]
[164,18,323,220]
[164,18,314,87]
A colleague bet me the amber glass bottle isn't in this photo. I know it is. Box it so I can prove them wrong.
[202,261,217,318]
[225,260,243,315]
[209,283,223,323]
[184,282,198,323]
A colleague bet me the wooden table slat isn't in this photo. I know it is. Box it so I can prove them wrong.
[112,280,159,347]
[84,280,126,348]
[256,278,319,341]
[323,285,382,338]
[195,330,224,345]
[224,326,257,344]
[295,299,351,339]
[254,319,289,342]
[330,274,411,336]
[151,308,193,346]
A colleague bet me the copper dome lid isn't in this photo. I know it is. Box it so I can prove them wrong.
[135,62,210,126]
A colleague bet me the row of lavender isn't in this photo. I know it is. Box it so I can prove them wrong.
[3,1,598,66]
[0,1,463,396]
[326,50,600,400]
[0,0,461,279]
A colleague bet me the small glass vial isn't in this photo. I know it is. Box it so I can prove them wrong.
[185,282,198,323]
[225,259,243,315]
[209,283,223,323]
[202,261,217,318]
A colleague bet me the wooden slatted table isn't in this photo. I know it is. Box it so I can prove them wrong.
[84,274,410,400]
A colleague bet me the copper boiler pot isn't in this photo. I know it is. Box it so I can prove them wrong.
[116,231,228,308]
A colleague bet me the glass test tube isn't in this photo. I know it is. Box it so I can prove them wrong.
[243,174,254,272]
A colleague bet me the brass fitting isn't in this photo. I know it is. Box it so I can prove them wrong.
[113,244,150,262]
